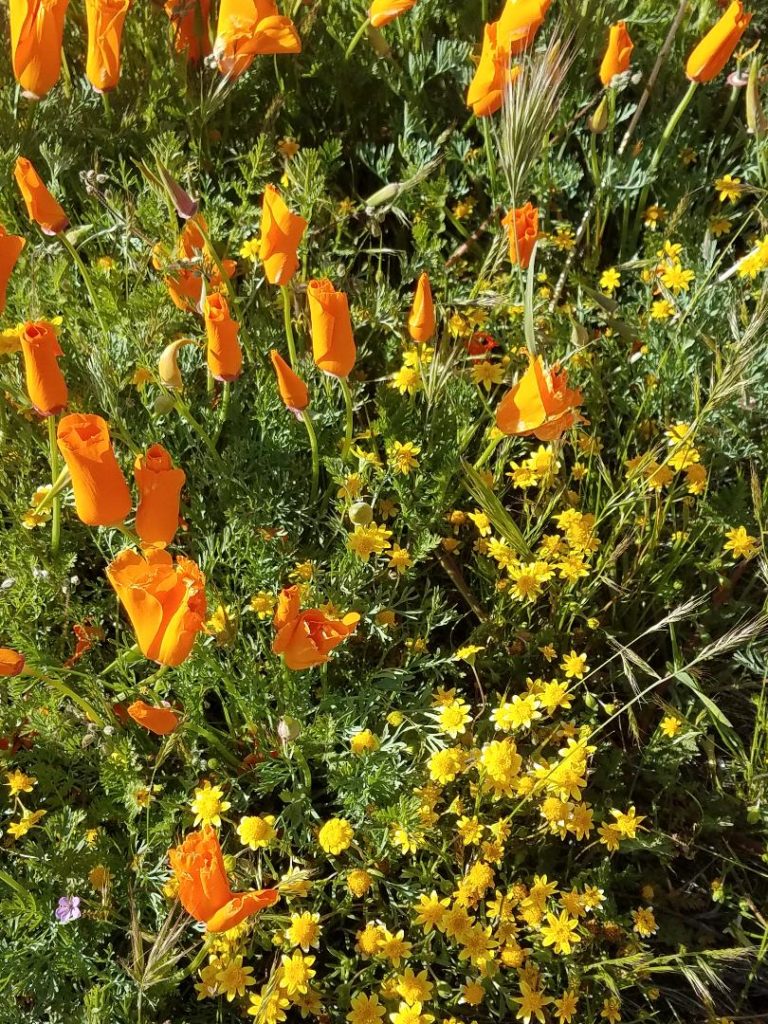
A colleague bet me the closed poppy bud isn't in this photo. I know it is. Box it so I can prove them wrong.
[203,293,242,381]
[134,444,186,548]
[169,827,279,929]
[57,413,132,526]
[496,0,550,56]
[496,355,583,441]
[259,185,307,286]
[686,1,751,84]
[0,225,25,314]
[164,0,212,62]
[127,699,180,735]
[214,0,301,80]
[307,278,357,378]
[14,158,69,235]
[85,0,131,92]
[599,21,633,87]
[368,0,416,29]
[10,0,69,99]
[501,202,539,269]
[467,22,521,118]
[270,350,309,412]
[158,337,194,390]
[407,272,435,343]
[106,549,207,666]
[272,585,359,670]
[19,320,68,416]
[0,648,25,677]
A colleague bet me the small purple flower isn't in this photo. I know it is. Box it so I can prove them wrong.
[55,896,81,923]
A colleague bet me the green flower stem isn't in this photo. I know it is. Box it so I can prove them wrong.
[172,393,223,464]
[31,465,71,515]
[99,644,142,678]
[301,409,320,502]
[338,376,354,461]
[212,381,231,447]
[345,18,370,60]
[634,80,698,235]
[47,415,62,555]
[58,232,139,453]
[474,433,502,470]
[281,285,298,367]
[22,668,105,726]
[480,116,498,201]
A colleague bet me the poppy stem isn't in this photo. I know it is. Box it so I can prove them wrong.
[281,285,298,367]
[634,80,698,238]
[475,433,501,470]
[338,377,354,461]
[213,382,231,447]
[47,416,62,556]
[58,233,140,453]
[171,394,223,465]
[300,410,320,502]
[32,466,71,514]
[345,18,370,60]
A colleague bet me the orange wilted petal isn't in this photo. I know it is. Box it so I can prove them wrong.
[127,699,181,736]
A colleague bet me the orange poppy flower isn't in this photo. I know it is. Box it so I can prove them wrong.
[19,320,68,416]
[203,293,242,381]
[467,21,521,118]
[270,350,309,412]
[127,699,180,735]
[0,648,25,677]
[214,0,301,79]
[14,157,69,235]
[368,0,416,29]
[496,354,583,441]
[307,278,357,378]
[599,22,633,86]
[164,0,212,61]
[501,202,539,269]
[134,443,186,548]
[9,0,69,99]
[686,1,751,83]
[57,413,132,526]
[106,548,207,667]
[159,217,237,314]
[496,0,550,56]
[407,271,435,343]
[0,225,25,314]
[259,185,307,286]
[85,0,131,92]
[272,585,359,670]
[169,827,279,932]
